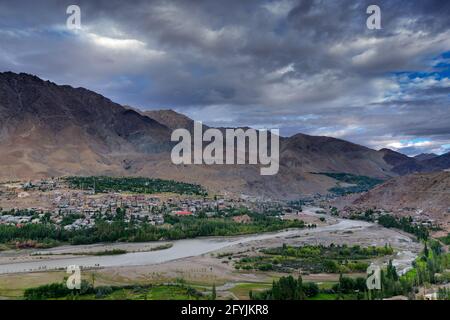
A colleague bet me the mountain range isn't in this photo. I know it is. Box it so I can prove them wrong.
[1,72,449,199]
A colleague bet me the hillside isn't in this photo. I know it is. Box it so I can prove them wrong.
[281,134,392,179]
[414,153,438,161]
[1,71,446,199]
[383,148,450,175]
[143,109,196,131]
[0,72,172,179]
[420,153,450,172]
[352,172,450,231]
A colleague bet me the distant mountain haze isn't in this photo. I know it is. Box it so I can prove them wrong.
[384,148,450,175]
[413,153,438,162]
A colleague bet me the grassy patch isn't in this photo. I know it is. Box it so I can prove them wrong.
[0,271,66,299]
[439,233,450,245]
[229,283,272,300]
[307,293,337,300]
[90,249,127,256]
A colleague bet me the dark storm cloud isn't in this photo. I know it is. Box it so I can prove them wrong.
[0,0,449,155]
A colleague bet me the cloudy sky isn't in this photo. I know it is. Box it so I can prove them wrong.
[0,0,449,155]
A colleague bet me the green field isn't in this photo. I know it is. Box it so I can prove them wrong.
[24,282,208,300]
[229,283,273,300]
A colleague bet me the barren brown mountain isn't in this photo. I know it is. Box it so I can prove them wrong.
[143,109,196,131]
[352,171,450,231]
[0,72,172,179]
[383,148,450,175]
[1,72,446,199]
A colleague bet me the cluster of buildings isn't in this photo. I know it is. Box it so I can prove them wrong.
[0,177,314,233]
[0,179,294,231]
[0,214,40,226]
[336,206,440,229]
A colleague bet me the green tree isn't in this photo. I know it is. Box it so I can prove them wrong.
[211,283,216,300]
[297,276,306,300]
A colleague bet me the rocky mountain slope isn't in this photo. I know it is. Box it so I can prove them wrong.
[353,171,450,210]
[420,153,450,172]
[352,172,450,231]
[0,72,172,179]
[143,109,196,131]
[379,147,450,175]
[414,153,438,162]
[0,72,447,199]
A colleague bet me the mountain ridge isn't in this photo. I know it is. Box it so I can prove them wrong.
[0,71,447,199]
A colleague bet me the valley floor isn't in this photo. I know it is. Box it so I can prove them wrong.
[0,207,422,300]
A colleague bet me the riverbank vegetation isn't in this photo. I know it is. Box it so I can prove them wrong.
[0,210,306,247]
[346,210,430,241]
[370,240,450,299]
[31,243,174,257]
[75,249,127,256]
[235,244,394,274]
[249,240,450,300]
[377,215,429,241]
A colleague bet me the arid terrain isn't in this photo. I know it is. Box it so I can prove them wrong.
[2,72,449,199]
[329,172,450,234]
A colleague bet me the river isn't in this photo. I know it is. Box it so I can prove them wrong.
[0,214,419,275]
